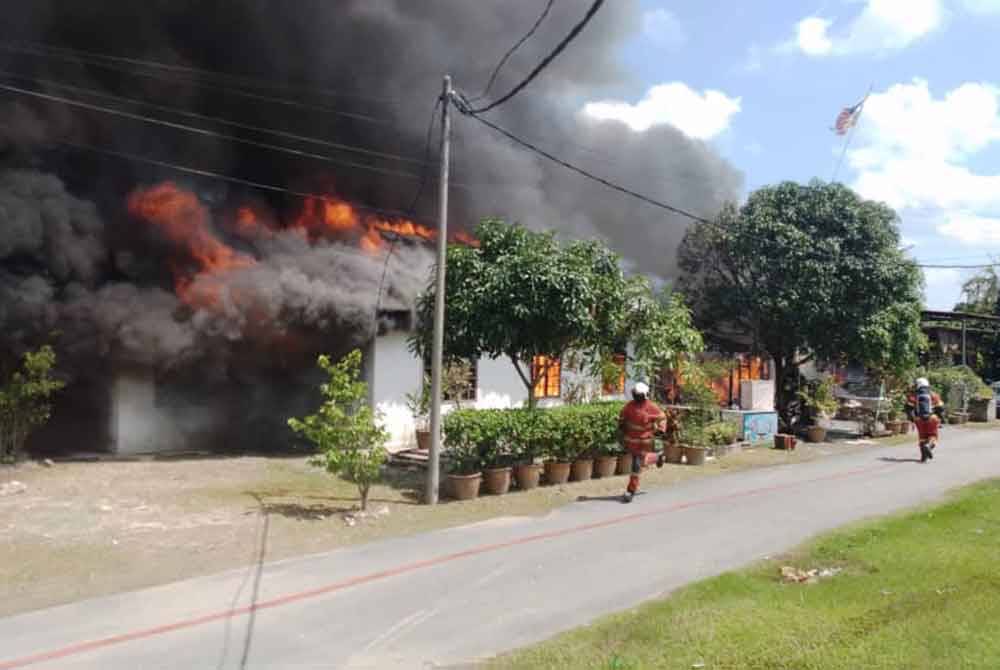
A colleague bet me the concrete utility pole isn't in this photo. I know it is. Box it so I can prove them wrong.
[426,75,452,505]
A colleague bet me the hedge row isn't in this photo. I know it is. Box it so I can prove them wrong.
[442,403,622,474]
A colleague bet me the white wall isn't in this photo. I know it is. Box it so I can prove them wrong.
[110,367,220,455]
[370,337,633,451]
[371,333,425,451]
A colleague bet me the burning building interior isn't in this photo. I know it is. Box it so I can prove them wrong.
[0,1,742,455]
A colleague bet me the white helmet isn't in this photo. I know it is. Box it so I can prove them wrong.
[916,377,930,389]
[633,382,650,397]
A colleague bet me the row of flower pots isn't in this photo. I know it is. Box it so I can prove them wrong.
[448,446,712,501]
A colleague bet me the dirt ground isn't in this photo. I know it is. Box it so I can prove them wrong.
[1,440,886,617]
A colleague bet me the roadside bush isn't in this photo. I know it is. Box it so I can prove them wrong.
[704,421,738,447]
[0,345,65,464]
[288,350,388,511]
[926,365,991,409]
[442,402,622,468]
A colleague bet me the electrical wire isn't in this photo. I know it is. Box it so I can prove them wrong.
[0,82,438,183]
[374,97,445,337]
[0,72,431,166]
[3,40,402,106]
[52,139,439,226]
[458,105,711,223]
[0,42,393,125]
[472,0,556,103]
[465,0,605,114]
[458,103,986,273]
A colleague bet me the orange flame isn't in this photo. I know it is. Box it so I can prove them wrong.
[128,182,255,310]
[231,206,275,240]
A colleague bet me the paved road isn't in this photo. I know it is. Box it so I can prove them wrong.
[3,429,999,670]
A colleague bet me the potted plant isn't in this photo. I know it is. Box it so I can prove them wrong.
[539,410,572,485]
[679,426,707,465]
[442,411,484,501]
[968,386,995,423]
[404,375,431,451]
[479,412,513,496]
[509,410,543,490]
[705,421,738,458]
[589,407,620,478]
[798,375,838,443]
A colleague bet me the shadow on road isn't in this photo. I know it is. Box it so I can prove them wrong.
[878,456,923,464]
[576,492,646,503]
[217,493,270,670]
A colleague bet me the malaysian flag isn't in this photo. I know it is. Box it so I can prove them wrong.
[833,100,865,135]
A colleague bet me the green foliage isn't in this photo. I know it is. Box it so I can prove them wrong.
[442,403,622,470]
[678,181,924,427]
[0,345,65,463]
[409,219,649,408]
[629,287,704,383]
[288,350,388,511]
[953,265,999,314]
[925,365,992,409]
[704,421,739,447]
[797,374,840,424]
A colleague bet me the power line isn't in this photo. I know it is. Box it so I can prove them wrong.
[0,82,440,183]
[473,0,556,103]
[458,106,712,223]
[465,0,605,114]
[5,40,402,106]
[459,103,976,274]
[0,72,431,166]
[52,139,439,226]
[0,42,393,125]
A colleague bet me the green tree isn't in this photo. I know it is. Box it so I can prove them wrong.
[288,350,388,511]
[410,219,636,408]
[678,181,924,429]
[0,345,66,463]
[953,264,999,314]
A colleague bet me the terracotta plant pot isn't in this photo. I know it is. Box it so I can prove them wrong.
[593,456,618,478]
[805,425,827,444]
[617,453,633,475]
[482,467,512,496]
[570,458,594,482]
[415,429,431,452]
[774,434,797,451]
[682,446,708,466]
[514,463,542,491]
[901,421,912,434]
[664,442,684,464]
[544,461,571,485]
[448,473,481,501]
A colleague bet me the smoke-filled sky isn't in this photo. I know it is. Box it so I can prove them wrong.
[0,0,743,371]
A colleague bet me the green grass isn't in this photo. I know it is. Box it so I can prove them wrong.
[491,479,1000,670]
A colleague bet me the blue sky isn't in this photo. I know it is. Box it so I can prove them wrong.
[581,0,1000,310]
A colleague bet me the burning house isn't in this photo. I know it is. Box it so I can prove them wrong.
[0,1,743,456]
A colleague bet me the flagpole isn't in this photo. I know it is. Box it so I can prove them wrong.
[830,83,873,184]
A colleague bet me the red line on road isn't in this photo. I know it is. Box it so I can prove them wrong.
[0,462,895,669]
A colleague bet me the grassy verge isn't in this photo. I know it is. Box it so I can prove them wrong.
[490,479,1000,670]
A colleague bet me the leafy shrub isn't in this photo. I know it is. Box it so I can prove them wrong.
[442,402,623,468]
[0,346,66,464]
[704,421,738,447]
[288,350,388,511]
[926,365,991,408]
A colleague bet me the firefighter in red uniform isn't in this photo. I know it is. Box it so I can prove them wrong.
[905,377,945,463]
[619,382,666,503]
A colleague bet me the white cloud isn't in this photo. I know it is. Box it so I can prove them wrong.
[787,0,945,57]
[581,83,741,140]
[642,9,685,49]
[938,213,1000,244]
[796,17,834,55]
[848,79,1000,213]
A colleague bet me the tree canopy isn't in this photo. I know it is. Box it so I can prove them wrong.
[410,219,701,407]
[953,265,1000,315]
[678,180,924,427]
